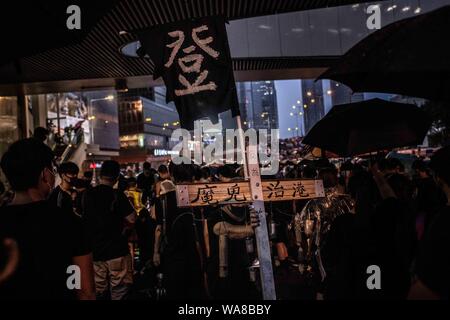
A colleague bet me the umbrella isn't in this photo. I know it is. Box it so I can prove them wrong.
[318,5,450,101]
[302,99,431,157]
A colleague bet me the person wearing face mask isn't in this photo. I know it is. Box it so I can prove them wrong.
[0,138,95,300]
[48,161,80,216]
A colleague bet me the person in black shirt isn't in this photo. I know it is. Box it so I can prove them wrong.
[409,146,450,300]
[137,161,155,206]
[82,160,136,300]
[32,126,49,144]
[48,161,79,216]
[154,164,206,300]
[0,138,95,300]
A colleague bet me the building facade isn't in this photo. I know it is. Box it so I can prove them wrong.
[117,87,180,169]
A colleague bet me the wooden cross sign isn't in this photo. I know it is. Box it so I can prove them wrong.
[175,179,325,207]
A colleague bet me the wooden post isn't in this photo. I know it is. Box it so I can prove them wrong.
[235,115,275,299]
[247,143,276,300]
[235,115,249,179]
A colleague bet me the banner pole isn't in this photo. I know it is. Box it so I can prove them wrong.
[235,115,249,179]
[235,115,276,300]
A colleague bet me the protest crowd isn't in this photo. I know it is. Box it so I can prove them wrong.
[0,136,448,300]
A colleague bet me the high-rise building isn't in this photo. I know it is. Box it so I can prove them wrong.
[236,82,251,126]
[301,79,326,134]
[235,81,279,131]
[330,81,353,106]
[252,81,279,131]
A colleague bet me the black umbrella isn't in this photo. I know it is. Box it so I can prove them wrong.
[302,99,431,157]
[318,5,450,102]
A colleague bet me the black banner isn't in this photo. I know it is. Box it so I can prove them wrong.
[136,16,240,130]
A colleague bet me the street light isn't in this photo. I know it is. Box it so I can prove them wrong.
[90,96,115,103]
[289,106,304,137]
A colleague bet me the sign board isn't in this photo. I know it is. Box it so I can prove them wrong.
[176,179,325,207]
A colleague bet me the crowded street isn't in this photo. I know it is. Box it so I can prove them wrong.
[0,0,449,306]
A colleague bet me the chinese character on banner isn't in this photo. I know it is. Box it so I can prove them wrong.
[266,181,285,199]
[224,184,247,202]
[191,185,218,205]
[136,16,240,130]
[292,182,310,198]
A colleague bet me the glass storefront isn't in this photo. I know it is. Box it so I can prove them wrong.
[0,97,19,158]
[46,90,119,150]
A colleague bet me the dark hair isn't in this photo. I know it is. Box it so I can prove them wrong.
[387,174,414,202]
[379,158,403,172]
[302,166,317,179]
[127,177,137,188]
[340,160,354,172]
[83,171,93,180]
[348,171,379,199]
[348,171,380,225]
[33,127,49,142]
[72,178,91,189]
[1,138,54,191]
[171,164,193,183]
[430,146,450,186]
[318,167,338,189]
[58,161,79,176]
[377,159,393,172]
[143,162,151,171]
[201,167,211,180]
[390,158,405,172]
[412,159,428,172]
[192,164,202,181]
[100,160,121,179]
[218,165,235,179]
[158,164,168,174]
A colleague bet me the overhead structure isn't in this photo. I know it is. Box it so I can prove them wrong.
[0,0,384,95]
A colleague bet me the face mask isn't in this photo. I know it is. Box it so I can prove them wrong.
[45,176,56,199]
[63,175,77,186]
[39,166,56,199]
